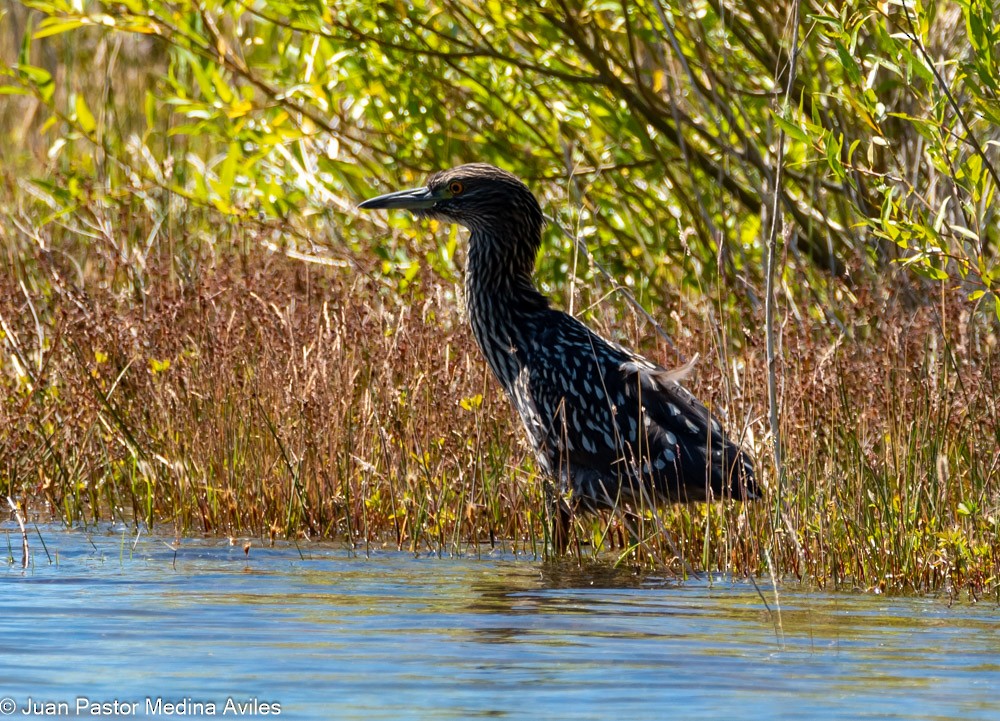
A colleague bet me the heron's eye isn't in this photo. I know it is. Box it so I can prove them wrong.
[449,181,464,195]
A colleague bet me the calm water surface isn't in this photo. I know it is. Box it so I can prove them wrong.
[2,525,999,720]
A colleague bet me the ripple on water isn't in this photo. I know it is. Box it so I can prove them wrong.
[2,524,1000,721]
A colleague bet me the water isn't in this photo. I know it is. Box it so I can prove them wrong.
[3,525,999,720]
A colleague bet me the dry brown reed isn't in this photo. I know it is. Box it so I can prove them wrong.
[3,214,998,596]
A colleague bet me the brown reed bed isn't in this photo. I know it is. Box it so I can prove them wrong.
[2,207,998,597]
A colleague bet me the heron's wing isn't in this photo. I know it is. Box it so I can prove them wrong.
[521,313,754,503]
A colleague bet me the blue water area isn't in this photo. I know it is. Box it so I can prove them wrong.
[2,525,999,720]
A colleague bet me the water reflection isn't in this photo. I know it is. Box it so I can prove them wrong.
[3,525,1000,721]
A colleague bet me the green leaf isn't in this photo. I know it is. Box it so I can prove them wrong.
[910,263,949,281]
[15,64,54,103]
[75,95,96,134]
[771,110,809,143]
[144,90,157,134]
[219,141,240,195]
[825,132,845,180]
[950,225,980,242]
[966,6,987,53]
[33,17,88,39]
[835,40,863,86]
[932,197,950,233]
[18,13,33,66]
[847,139,861,166]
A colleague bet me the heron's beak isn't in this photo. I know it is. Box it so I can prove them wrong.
[357,186,439,211]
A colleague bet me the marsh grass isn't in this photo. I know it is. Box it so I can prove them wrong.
[2,200,998,596]
[2,5,999,597]
[3,231,533,550]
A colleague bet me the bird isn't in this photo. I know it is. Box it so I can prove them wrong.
[359,163,757,551]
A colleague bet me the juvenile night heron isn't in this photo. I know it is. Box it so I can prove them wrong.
[359,163,756,549]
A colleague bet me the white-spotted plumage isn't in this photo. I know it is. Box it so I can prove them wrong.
[360,163,757,514]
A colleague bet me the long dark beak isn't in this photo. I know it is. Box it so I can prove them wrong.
[357,186,439,211]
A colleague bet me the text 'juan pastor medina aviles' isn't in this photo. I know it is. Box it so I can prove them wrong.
[3,697,282,716]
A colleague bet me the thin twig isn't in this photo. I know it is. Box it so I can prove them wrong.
[765,0,801,502]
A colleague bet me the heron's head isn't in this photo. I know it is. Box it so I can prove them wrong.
[358,163,544,238]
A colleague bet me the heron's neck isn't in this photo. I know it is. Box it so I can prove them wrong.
[464,227,548,390]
